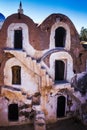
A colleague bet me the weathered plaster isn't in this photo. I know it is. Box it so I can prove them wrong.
[0,11,87,126]
[6,23,36,56]
[50,51,74,81]
[50,22,71,50]
[4,57,39,94]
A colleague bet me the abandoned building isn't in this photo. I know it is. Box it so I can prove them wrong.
[0,2,87,128]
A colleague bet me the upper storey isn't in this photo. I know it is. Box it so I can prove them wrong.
[0,3,80,57]
[39,13,80,50]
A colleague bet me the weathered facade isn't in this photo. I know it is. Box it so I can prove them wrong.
[0,3,87,127]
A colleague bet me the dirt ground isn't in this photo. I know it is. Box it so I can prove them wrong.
[47,118,87,130]
[0,118,87,130]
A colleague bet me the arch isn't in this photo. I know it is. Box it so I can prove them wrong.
[6,23,39,57]
[55,27,66,47]
[50,51,74,82]
[4,57,39,93]
[50,22,71,50]
[57,96,66,118]
[8,103,19,121]
[6,23,29,49]
[4,57,22,86]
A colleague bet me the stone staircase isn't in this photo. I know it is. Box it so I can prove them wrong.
[5,50,54,88]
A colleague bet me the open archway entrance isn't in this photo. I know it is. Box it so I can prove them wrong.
[57,96,66,118]
[55,60,65,81]
[55,27,66,47]
[8,104,19,121]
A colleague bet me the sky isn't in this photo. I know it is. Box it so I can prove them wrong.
[0,0,87,33]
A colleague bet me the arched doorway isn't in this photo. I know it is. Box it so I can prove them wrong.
[57,96,66,118]
[55,60,65,81]
[8,104,19,121]
[14,30,22,49]
[55,27,66,47]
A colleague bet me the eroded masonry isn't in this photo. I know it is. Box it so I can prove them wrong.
[0,2,87,127]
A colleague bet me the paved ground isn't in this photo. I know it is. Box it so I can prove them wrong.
[0,118,87,130]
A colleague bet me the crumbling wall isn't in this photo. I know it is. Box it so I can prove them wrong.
[0,97,8,126]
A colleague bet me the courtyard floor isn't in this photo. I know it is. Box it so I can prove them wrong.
[0,118,87,130]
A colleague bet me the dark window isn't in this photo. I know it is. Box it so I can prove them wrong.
[12,66,21,84]
[14,30,22,49]
[55,60,65,81]
[8,104,19,121]
[57,96,66,118]
[55,27,66,47]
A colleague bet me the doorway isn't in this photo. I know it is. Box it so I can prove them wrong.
[55,27,66,47]
[55,60,65,81]
[8,104,19,121]
[14,30,22,49]
[57,96,66,118]
[12,66,21,85]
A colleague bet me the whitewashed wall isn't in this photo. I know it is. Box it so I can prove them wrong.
[6,23,49,58]
[50,21,71,50]
[50,51,74,82]
[4,57,39,94]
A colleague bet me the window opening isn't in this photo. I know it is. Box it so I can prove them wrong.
[12,66,21,84]
[55,27,66,47]
[14,30,22,49]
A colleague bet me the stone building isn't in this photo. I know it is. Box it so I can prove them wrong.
[0,2,87,127]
